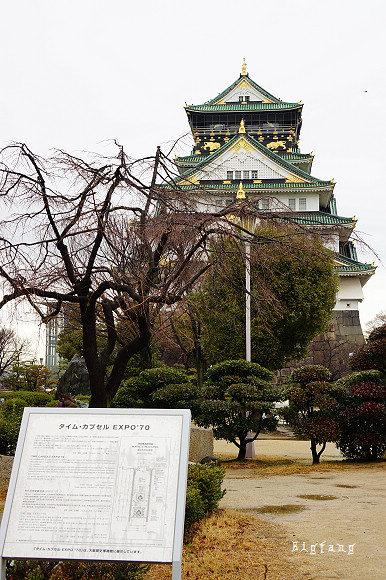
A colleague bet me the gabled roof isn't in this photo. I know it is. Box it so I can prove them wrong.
[334,254,376,275]
[205,74,282,105]
[176,150,314,171]
[176,133,332,188]
[185,68,301,113]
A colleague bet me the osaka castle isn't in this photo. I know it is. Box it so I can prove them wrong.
[174,60,375,378]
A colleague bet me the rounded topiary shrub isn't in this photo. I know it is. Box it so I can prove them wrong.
[290,364,331,385]
[205,360,274,384]
[111,367,192,409]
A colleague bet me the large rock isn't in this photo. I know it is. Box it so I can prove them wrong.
[57,355,90,398]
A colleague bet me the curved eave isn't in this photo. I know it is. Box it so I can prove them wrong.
[162,182,334,192]
[186,102,302,113]
[178,133,332,187]
[175,155,202,164]
[334,254,376,284]
[290,212,356,227]
[281,153,313,162]
[337,267,375,274]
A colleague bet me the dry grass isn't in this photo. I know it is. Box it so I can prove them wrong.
[144,509,311,580]
[219,454,386,477]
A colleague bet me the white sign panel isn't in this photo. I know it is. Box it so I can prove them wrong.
[0,408,190,566]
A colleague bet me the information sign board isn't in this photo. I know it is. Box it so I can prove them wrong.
[0,408,191,579]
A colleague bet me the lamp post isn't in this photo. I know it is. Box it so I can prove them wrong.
[236,182,255,458]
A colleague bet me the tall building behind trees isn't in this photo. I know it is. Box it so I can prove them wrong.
[173,60,375,378]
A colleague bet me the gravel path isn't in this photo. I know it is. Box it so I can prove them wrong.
[216,440,386,580]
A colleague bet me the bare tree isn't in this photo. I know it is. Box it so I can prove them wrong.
[0,326,29,378]
[0,142,267,407]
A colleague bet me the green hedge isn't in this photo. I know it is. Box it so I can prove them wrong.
[1,391,53,407]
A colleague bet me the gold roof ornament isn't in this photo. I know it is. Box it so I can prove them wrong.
[236,181,245,199]
[239,118,246,134]
[241,58,247,76]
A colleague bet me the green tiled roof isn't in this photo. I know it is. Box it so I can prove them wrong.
[334,254,375,273]
[281,152,313,161]
[289,212,355,226]
[177,151,313,166]
[165,182,333,191]
[175,154,202,164]
[200,75,297,108]
[176,133,332,187]
[186,102,301,113]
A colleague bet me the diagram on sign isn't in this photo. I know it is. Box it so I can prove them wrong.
[110,436,171,542]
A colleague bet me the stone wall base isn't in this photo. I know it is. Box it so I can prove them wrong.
[277,309,365,383]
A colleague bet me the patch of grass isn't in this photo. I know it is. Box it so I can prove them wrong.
[297,494,337,501]
[220,455,386,477]
[143,509,311,580]
[245,504,307,515]
[335,484,358,489]
[0,489,6,513]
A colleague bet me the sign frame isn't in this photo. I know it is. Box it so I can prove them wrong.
[0,407,191,580]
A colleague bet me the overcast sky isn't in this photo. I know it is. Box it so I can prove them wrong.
[1,0,385,358]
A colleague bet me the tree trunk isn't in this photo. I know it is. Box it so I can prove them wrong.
[310,439,326,465]
[238,441,247,460]
[81,304,107,408]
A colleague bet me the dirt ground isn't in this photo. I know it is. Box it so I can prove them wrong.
[215,439,386,580]
[0,439,384,579]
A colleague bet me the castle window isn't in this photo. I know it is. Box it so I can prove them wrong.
[261,198,269,210]
[235,171,242,179]
[251,170,258,179]
[226,171,233,180]
[288,198,296,210]
[239,95,250,102]
[299,198,307,210]
[243,171,250,179]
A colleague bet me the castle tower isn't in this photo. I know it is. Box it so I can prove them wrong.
[174,61,375,377]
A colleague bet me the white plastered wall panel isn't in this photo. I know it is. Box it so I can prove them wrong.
[194,139,309,183]
[334,276,364,310]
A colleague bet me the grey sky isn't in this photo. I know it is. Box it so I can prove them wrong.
[1,0,385,355]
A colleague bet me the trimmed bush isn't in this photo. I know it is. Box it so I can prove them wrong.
[184,462,225,538]
[1,398,28,421]
[111,367,192,409]
[335,370,386,460]
[205,359,274,384]
[192,359,281,460]
[283,365,339,465]
[187,462,225,515]
[0,418,20,455]
[46,400,60,407]
[2,391,53,407]
[184,485,206,533]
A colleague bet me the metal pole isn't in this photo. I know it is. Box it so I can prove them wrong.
[245,239,255,459]
[245,240,251,362]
